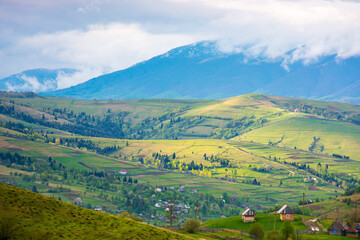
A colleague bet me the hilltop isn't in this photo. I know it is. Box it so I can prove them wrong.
[44,41,360,104]
[0,183,188,239]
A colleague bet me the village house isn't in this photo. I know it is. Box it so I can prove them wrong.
[355,223,360,231]
[242,208,256,223]
[94,206,102,211]
[277,204,295,221]
[178,186,185,192]
[119,169,127,175]
[155,187,162,192]
[155,203,162,208]
[328,220,348,236]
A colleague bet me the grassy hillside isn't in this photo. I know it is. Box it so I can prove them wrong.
[204,213,308,232]
[236,117,360,161]
[0,183,188,240]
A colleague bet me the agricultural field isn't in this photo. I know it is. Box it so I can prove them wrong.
[0,92,359,229]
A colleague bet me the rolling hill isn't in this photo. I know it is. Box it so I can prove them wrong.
[45,41,360,104]
[0,92,359,221]
[0,183,188,239]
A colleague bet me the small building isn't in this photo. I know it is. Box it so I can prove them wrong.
[242,208,256,222]
[277,205,294,221]
[120,169,127,175]
[155,203,161,208]
[155,187,162,192]
[346,227,358,238]
[178,186,185,192]
[328,220,348,236]
[94,206,102,211]
[355,223,360,231]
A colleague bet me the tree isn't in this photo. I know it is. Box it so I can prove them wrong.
[248,222,264,240]
[165,199,176,226]
[281,220,295,240]
[182,219,200,233]
[32,186,37,193]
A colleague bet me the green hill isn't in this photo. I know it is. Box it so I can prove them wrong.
[203,213,308,232]
[0,183,188,240]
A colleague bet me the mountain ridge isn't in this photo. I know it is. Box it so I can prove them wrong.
[44,41,360,104]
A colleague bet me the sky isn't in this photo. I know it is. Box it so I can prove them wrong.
[1,0,360,89]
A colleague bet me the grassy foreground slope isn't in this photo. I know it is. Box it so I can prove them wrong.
[0,183,188,240]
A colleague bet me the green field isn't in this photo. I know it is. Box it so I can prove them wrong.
[0,92,359,234]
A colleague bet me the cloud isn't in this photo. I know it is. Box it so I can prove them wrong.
[2,23,202,86]
[6,74,57,92]
[1,0,360,86]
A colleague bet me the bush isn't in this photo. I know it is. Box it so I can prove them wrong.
[182,219,200,233]
[265,230,281,240]
[281,220,295,240]
[249,222,264,240]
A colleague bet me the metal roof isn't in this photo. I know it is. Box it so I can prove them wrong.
[277,204,294,214]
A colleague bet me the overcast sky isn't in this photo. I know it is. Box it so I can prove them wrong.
[1,0,360,88]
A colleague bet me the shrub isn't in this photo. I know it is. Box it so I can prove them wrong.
[265,230,281,240]
[182,219,200,233]
[281,220,295,240]
[248,222,264,240]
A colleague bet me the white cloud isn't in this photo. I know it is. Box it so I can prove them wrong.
[6,74,57,92]
[1,0,360,87]
[5,23,202,87]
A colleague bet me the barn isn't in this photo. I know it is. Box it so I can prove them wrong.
[277,205,294,221]
[241,208,255,222]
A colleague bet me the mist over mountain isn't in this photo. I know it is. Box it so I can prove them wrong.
[0,68,78,93]
[23,42,360,104]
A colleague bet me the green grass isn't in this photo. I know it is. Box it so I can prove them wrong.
[236,117,360,161]
[203,213,308,232]
[0,183,189,240]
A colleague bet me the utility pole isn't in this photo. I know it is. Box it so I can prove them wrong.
[303,193,305,215]
[195,202,199,221]
[130,200,133,215]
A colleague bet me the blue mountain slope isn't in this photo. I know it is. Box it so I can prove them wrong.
[45,42,360,103]
[0,68,77,92]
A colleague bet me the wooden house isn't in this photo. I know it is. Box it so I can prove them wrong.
[242,208,255,222]
[328,220,348,236]
[277,205,294,221]
[346,227,359,238]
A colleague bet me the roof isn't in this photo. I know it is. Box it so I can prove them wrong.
[277,205,294,214]
[329,220,348,231]
[347,227,358,233]
[120,169,127,172]
[242,208,255,216]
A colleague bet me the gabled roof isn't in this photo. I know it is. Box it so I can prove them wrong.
[277,205,294,214]
[242,208,255,216]
[329,220,348,231]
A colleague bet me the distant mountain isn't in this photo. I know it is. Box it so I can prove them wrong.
[0,68,77,92]
[44,41,360,104]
